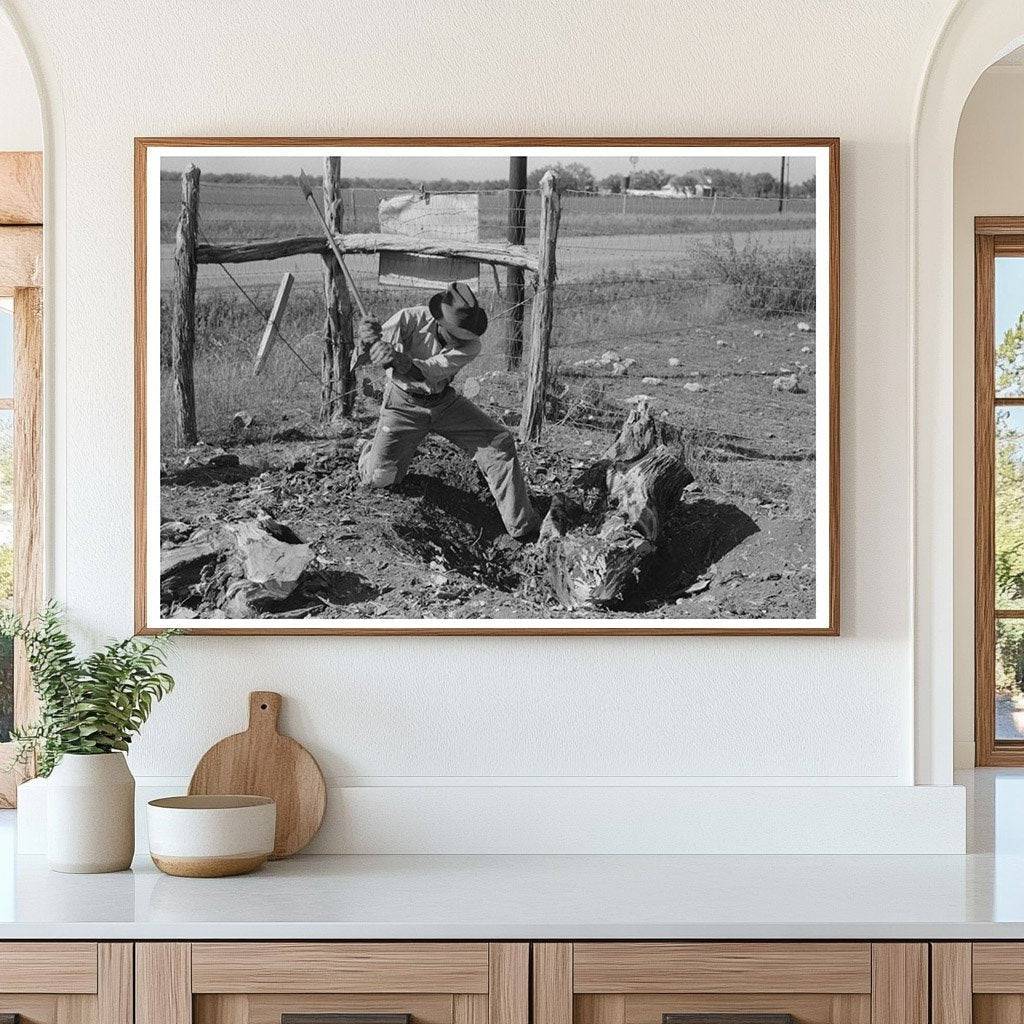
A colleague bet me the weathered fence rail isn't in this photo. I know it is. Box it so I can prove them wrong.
[195,233,539,272]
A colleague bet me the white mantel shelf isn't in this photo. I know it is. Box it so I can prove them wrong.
[1,850,1024,940]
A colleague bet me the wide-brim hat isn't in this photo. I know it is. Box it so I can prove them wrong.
[428,281,488,340]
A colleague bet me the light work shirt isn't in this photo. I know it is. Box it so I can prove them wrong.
[382,305,481,396]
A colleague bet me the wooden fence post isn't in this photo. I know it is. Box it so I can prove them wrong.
[171,164,200,446]
[504,156,528,370]
[519,170,560,443]
[320,156,356,421]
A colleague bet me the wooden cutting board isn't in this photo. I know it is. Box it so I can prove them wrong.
[188,691,326,859]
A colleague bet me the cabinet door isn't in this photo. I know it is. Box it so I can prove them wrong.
[137,943,528,1024]
[936,943,1024,1024]
[534,944,927,1024]
[0,942,132,1024]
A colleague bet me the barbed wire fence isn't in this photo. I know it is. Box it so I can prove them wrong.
[159,172,817,448]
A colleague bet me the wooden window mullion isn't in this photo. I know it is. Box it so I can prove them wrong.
[976,230,997,763]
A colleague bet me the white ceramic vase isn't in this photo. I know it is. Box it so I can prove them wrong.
[46,752,135,873]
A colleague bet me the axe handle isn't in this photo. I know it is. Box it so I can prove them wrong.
[302,193,369,319]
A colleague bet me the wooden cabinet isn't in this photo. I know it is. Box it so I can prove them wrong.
[532,944,928,1024]
[0,943,132,1024]
[136,943,528,1024]
[931,943,1024,1024]
[0,939,937,1024]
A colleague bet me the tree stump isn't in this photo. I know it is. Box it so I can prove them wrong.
[604,394,678,462]
[545,513,654,610]
[542,398,692,610]
[608,445,693,542]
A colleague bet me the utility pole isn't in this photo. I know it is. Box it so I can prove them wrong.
[778,156,786,214]
[505,155,528,369]
[623,154,639,215]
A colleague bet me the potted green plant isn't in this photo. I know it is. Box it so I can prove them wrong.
[2,604,176,873]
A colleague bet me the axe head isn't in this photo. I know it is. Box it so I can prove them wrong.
[350,340,372,372]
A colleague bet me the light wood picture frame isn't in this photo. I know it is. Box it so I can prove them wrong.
[135,137,839,636]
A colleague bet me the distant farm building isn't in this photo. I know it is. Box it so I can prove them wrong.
[623,179,717,199]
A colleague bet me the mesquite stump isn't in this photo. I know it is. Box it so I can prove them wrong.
[541,398,692,610]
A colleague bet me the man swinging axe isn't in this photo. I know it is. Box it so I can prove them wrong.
[356,282,541,541]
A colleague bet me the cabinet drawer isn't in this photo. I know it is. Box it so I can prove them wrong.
[573,944,872,994]
[0,942,98,993]
[191,943,490,993]
[973,943,1024,992]
[934,942,1024,1024]
[0,943,130,1024]
[140,942,528,1024]
[533,944,925,1024]
[198,993,457,1024]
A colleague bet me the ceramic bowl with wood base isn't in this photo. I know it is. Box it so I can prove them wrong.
[147,795,276,877]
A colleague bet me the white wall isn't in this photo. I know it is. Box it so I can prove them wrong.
[0,0,973,851]
[952,64,1024,767]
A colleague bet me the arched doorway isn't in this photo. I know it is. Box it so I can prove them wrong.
[914,0,1024,785]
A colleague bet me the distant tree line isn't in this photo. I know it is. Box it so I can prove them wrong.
[161,165,815,199]
[524,162,814,197]
[159,170,508,192]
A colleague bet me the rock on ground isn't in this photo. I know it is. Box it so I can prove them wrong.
[772,374,802,393]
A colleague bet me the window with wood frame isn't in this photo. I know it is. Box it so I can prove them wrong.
[0,151,43,806]
[974,218,1024,764]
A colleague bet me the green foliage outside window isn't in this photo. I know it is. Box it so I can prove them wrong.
[995,314,1024,695]
[996,316,1024,612]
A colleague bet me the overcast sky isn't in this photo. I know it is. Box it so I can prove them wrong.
[998,257,1024,339]
[162,152,817,182]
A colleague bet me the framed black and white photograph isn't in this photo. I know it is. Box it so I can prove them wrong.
[135,137,839,635]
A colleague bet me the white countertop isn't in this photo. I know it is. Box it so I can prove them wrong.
[1,848,1023,940]
[0,769,1021,941]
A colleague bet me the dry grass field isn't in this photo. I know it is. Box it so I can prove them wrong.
[159,177,814,242]
[157,177,820,621]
